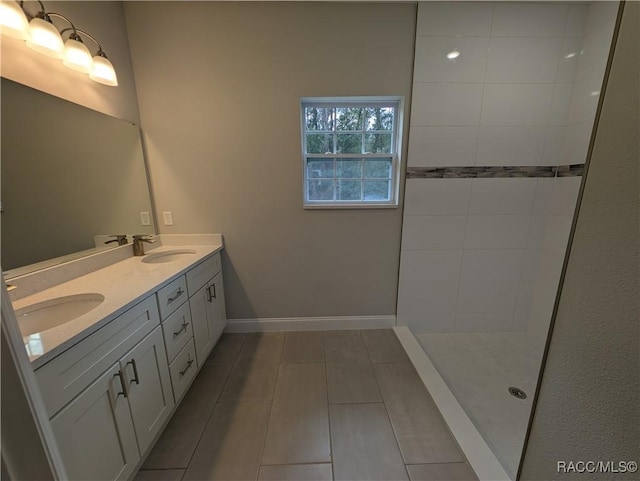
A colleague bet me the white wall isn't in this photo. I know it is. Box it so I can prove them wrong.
[398,2,616,335]
[124,1,416,320]
[0,1,140,123]
[521,2,639,477]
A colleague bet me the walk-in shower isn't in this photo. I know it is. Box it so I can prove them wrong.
[397,2,620,478]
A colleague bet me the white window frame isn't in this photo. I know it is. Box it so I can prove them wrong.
[300,96,403,209]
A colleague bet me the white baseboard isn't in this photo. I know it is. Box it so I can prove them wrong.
[224,315,395,333]
[393,326,511,481]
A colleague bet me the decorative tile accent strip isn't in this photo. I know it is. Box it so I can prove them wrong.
[556,164,585,177]
[406,164,585,179]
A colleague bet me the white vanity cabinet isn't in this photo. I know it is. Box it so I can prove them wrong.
[36,296,174,481]
[50,363,140,481]
[119,325,174,454]
[186,253,226,365]
[28,247,226,481]
[156,276,199,403]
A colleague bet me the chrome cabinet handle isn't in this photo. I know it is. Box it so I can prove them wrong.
[127,359,140,385]
[168,287,184,304]
[179,356,194,377]
[173,322,189,337]
[206,284,216,302]
[114,370,128,398]
[206,285,212,303]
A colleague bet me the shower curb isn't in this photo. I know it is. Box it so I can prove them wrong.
[393,326,511,481]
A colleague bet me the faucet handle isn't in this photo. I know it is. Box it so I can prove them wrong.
[105,234,128,246]
[133,234,156,243]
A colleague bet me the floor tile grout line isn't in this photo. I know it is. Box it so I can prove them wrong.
[366,336,413,477]
[255,333,285,478]
[319,333,336,480]
[259,461,334,468]
[328,400,387,406]
[359,331,411,478]
[182,334,246,475]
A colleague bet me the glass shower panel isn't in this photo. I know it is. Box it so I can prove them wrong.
[398,2,620,478]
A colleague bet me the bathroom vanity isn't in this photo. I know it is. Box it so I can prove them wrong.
[9,236,226,481]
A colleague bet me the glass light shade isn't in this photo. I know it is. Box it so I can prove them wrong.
[0,1,30,40]
[89,55,118,86]
[26,17,64,58]
[63,38,93,73]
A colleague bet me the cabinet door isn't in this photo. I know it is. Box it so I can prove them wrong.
[189,284,214,365]
[50,364,139,481]
[120,325,175,455]
[208,273,226,343]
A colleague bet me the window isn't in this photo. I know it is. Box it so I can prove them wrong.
[301,97,402,208]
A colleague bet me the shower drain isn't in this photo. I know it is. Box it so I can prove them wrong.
[508,387,527,399]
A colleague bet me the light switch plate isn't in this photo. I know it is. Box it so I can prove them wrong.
[163,211,173,226]
[140,212,151,226]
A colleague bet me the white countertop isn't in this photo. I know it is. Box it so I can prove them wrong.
[13,241,223,369]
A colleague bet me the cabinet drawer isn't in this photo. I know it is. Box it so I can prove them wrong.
[36,295,160,418]
[186,253,221,296]
[168,339,198,403]
[156,275,188,320]
[161,302,194,363]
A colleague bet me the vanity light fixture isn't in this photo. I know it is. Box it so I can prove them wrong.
[77,30,118,86]
[0,0,118,86]
[61,30,93,73]
[26,11,64,58]
[0,0,29,39]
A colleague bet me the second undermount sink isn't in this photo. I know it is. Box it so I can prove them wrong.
[16,293,105,337]
[141,249,197,264]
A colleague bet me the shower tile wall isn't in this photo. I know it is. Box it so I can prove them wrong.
[398,1,618,337]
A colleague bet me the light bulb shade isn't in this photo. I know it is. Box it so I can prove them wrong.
[63,38,93,73]
[89,55,118,86]
[0,0,30,40]
[26,17,64,58]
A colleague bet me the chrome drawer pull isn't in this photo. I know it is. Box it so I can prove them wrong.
[127,359,140,385]
[168,287,184,304]
[179,356,194,377]
[114,370,128,398]
[173,322,189,337]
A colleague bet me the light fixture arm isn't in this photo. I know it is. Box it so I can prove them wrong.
[19,0,49,21]
[20,2,80,38]
[60,27,105,55]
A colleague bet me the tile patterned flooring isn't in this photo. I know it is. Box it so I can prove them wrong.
[135,329,477,481]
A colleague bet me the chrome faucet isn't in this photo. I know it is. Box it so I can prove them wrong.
[105,234,128,246]
[132,235,155,256]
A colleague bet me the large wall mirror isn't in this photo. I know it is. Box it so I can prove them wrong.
[1,78,155,276]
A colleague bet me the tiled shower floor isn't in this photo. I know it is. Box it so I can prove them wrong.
[416,332,546,479]
[134,329,477,481]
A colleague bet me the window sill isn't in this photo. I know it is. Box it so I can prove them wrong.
[303,202,399,210]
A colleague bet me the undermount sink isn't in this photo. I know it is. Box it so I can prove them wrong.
[141,249,197,264]
[16,293,105,337]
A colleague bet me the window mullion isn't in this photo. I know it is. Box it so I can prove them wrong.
[333,158,338,201]
[361,158,365,201]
